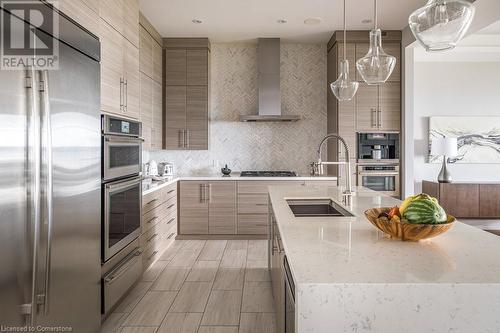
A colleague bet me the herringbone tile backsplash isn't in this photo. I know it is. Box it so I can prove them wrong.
[146,43,327,175]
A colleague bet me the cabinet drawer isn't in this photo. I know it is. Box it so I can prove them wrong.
[238,214,268,235]
[164,182,178,200]
[238,181,273,194]
[142,238,164,270]
[140,221,163,249]
[141,196,176,232]
[162,213,177,234]
[238,181,305,194]
[143,189,168,213]
[238,194,268,214]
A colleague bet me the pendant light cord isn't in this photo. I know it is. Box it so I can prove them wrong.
[343,0,346,61]
[374,0,378,29]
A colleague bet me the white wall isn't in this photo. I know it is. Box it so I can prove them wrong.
[411,61,500,193]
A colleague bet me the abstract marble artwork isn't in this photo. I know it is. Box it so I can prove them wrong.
[429,116,500,164]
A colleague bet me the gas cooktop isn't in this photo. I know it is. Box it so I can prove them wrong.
[240,171,298,177]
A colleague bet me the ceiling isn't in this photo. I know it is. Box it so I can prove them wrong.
[479,20,500,34]
[139,0,423,43]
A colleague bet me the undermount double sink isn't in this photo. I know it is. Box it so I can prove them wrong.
[286,199,354,218]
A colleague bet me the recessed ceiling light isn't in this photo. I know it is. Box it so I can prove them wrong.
[362,19,372,24]
[304,17,323,25]
[192,19,203,24]
[277,19,288,24]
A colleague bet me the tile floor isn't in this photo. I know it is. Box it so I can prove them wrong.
[100,240,276,333]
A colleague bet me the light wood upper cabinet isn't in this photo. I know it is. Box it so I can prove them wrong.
[179,181,209,235]
[356,84,378,131]
[208,181,237,235]
[165,86,187,149]
[123,40,140,119]
[139,26,153,79]
[123,0,139,47]
[187,49,208,85]
[140,72,153,150]
[165,49,187,86]
[140,74,162,150]
[152,43,163,84]
[100,19,140,119]
[100,0,139,47]
[378,82,400,131]
[164,40,210,150]
[58,0,99,37]
[355,83,400,132]
[152,81,163,149]
[186,86,209,150]
[100,19,123,115]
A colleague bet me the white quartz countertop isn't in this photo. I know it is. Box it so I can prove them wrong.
[268,185,500,285]
[142,173,337,195]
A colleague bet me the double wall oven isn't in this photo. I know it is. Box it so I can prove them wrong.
[102,115,143,262]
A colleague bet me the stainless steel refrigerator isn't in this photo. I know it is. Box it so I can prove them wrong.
[0,4,101,332]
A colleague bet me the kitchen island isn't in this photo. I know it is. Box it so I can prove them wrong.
[268,185,500,333]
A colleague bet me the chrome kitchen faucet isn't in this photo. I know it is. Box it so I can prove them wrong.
[311,134,353,201]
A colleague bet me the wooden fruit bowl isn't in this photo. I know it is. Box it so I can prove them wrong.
[364,207,455,241]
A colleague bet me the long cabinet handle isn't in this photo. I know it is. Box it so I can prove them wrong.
[104,250,141,284]
[26,66,40,325]
[200,184,205,203]
[208,184,211,203]
[180,130,185,148]
[119,77,124,111]
[186,129,190,148]
[124,79,128,111]
[377,109,382,128]
[146,216,158,225]
[371,108,377,128]
[39,70,53,316]
[148,250,159,260]
[147,233,158,243]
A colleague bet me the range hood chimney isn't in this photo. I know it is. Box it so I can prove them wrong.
[240,38,301,122]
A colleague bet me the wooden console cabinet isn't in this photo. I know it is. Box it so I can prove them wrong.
[422,181,500,218]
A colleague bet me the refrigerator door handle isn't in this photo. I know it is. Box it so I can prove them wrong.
[39,70,53,316]
[26,66,41,326]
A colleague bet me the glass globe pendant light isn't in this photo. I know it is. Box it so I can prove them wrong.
[356,0,396,85]
[330,0,359,101]
[409,0,475,52]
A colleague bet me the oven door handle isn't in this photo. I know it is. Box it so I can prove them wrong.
[104,136,144,143]
[358,172,399,176]
[105,176,143,190]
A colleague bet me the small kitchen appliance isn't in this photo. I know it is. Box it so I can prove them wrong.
[158,162,174,177]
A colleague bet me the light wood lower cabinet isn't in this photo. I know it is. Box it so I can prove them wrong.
[208,181,237,234]
[179,181,209,235]
[179,181,237,235]
[178,180,336,237]
[141,182,178,271]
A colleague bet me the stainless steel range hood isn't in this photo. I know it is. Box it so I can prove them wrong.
[240,38,301,122]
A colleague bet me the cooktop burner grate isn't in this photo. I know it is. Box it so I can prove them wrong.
[240,171,298,177]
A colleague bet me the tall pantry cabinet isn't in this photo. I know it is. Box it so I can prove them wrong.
[327,31,402,184]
